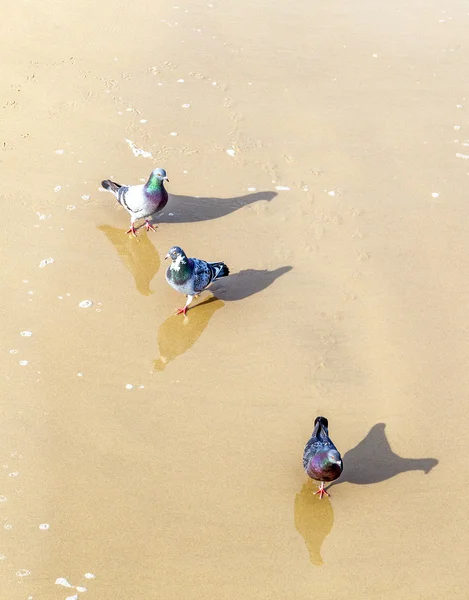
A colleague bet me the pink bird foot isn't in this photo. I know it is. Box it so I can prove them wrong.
[175,307,188,315]
[314,482,330,499]
[126,225,137,237]
[145,220,157,232]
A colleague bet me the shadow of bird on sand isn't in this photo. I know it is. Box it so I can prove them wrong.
[156,191,277,224]
[294,480,334,567]
[154,297,224,371]
[98,225,160,296]
[209,266,293,301]
[329,423,438,489]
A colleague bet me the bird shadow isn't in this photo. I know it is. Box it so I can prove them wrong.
[155,191,277,224]
[294,480,334,567]
[98,225,160,296]
[329,422,438,488]
[208,266,293,301]
[154,297,224,371]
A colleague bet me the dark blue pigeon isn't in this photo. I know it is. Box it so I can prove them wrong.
[303,416,343,499]
[165,246,230,315]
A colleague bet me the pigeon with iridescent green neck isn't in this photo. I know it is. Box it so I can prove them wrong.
[101,168,169,236]
[165,246,230,315]
[303,416,343,499]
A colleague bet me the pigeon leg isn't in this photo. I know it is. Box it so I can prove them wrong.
[314,482,330,499]
[175,295,194,315]
[126,224,137,237]
[145,220,157,232]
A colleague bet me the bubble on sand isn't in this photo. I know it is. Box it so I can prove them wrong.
[20,331,32,337]
[276,185,290,191]
[170,132,178,136]
[0,495,6,502]
[9,349,18,354]
[247,187,256,192]
[125,384,134,390]
[81,195,91,200]
[177,79,185,83]
[55,149,64,155]
[431,192,440,198]
[54,185,62,192]
[39,523,49,530]
[84,573,96,579]
[39,258,54,268]
[76,586,87,592]
[66,595,78,600]
[19,361,29,366]
[67,205,76,211]
[327,190,337,196]
[55,577,74,588]
[140,119,148,123]
[226,148,236,157]
[182,103,191,108]
[16,569,30,577]
[78,300,93,308]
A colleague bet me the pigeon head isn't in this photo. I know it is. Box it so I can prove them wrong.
[152,168,169,182]
[326,449,342,467]
[165,246,187,261]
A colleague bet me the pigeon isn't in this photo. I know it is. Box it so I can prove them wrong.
[303,416,343,499]
[165,246,230,315]
[101,168,169,236]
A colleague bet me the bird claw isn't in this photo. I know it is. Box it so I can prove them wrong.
[126,226,137,237]
[145,220,157,232]
[175,307,188,316]
[314,484,330,499]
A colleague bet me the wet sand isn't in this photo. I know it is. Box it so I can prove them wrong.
[1,0,469,598]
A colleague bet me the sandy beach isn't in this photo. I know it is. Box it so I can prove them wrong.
[1,0,468,598]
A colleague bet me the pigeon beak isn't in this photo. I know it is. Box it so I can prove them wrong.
[164,253,170,260]
[163,177,169,182]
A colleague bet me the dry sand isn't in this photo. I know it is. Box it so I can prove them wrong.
[1,0,468,598]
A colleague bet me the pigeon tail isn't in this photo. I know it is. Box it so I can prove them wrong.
[312,416,329,440]
[102,180,122,194]
[210,261,230,280]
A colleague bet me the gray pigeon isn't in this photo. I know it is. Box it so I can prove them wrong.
[165,246,230,315]
[303,416,343,499]
[101,168,169,236]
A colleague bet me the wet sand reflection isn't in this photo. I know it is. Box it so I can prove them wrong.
[98,225,160,296]
[294,480,334,566]
[154,297,224,371]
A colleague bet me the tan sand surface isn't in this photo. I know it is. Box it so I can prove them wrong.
[1,0,468,598]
